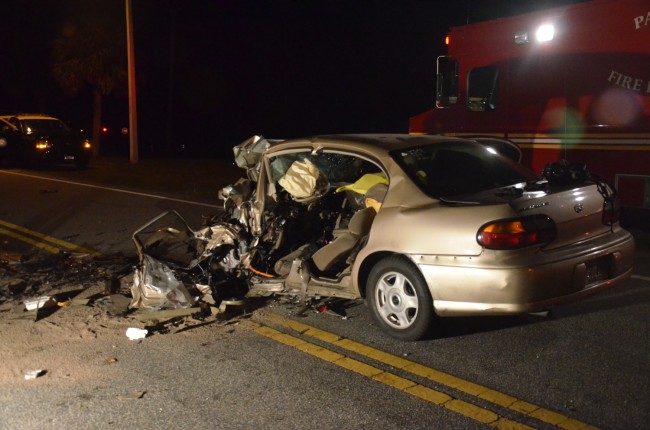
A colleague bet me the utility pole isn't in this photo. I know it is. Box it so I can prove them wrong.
[126,0,139,163]
[166,4,176,155]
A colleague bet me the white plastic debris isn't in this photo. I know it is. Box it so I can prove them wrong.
[24,296,57,311]
[24,370,45,380]
[126,327,148,340]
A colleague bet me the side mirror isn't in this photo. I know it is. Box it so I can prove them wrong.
[436,56,459,108]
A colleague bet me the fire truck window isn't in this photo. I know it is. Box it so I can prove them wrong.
[467,66,499,112]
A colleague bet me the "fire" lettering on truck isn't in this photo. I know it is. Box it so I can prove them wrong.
[608,70,650,94]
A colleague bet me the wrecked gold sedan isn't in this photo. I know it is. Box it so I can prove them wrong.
[131,134,634,340]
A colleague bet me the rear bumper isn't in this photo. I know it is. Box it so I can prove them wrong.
[413,229,635,316]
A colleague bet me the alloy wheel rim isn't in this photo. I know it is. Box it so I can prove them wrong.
[375,271,419,329]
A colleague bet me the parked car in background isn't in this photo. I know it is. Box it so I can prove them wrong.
[131,134,635,340]
[0,113,92,168]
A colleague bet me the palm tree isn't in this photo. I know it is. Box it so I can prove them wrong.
[52,15,126,157]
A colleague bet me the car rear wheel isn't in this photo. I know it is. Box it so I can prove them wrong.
[367,256,434,341]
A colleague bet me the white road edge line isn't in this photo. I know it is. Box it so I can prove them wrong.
[631,274,650,282]
[1,170,218,208]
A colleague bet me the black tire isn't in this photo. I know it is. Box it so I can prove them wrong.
[367,255,435,341]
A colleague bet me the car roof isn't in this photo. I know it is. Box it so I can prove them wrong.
[0,113,58,121]
[266,133,468,156]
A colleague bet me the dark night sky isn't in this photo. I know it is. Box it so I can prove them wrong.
[0,0,586,157]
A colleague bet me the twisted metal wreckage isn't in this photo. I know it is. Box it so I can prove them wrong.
[130,135,373,311]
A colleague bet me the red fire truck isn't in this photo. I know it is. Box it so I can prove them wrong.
[409,0,650,228]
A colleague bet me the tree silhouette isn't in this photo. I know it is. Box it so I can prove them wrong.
[52,11,126,157]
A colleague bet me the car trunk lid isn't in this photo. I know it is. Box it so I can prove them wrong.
[510,182,614,250]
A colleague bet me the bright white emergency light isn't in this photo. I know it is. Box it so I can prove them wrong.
[535,24,555,42]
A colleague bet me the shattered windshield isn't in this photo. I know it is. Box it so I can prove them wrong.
[390,141,536,198]
[270,152,380,184]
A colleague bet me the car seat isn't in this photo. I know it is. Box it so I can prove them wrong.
[310,206,376,273]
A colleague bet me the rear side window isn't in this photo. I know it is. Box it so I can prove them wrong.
[467,66,499,111]
[391,142,535,198]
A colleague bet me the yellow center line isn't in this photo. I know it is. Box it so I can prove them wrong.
[0,227,62,254]
[259,313,598,430]
[0,219,100,256]
[252,322,532,429]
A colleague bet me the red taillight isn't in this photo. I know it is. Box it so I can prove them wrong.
[477,215,556,250]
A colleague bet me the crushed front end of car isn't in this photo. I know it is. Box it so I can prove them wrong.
[128,136,275,310]
[130,209,254,310]
[129,135,369,311]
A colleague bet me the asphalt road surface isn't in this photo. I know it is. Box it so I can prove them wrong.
[1,168,648,430]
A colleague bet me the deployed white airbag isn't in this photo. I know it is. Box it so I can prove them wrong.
[278,159,320,199]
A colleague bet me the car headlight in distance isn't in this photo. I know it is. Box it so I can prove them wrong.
[35,140,52,150]
[477,215,556,250]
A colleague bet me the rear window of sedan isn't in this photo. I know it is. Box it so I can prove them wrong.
[391,141,536,198]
